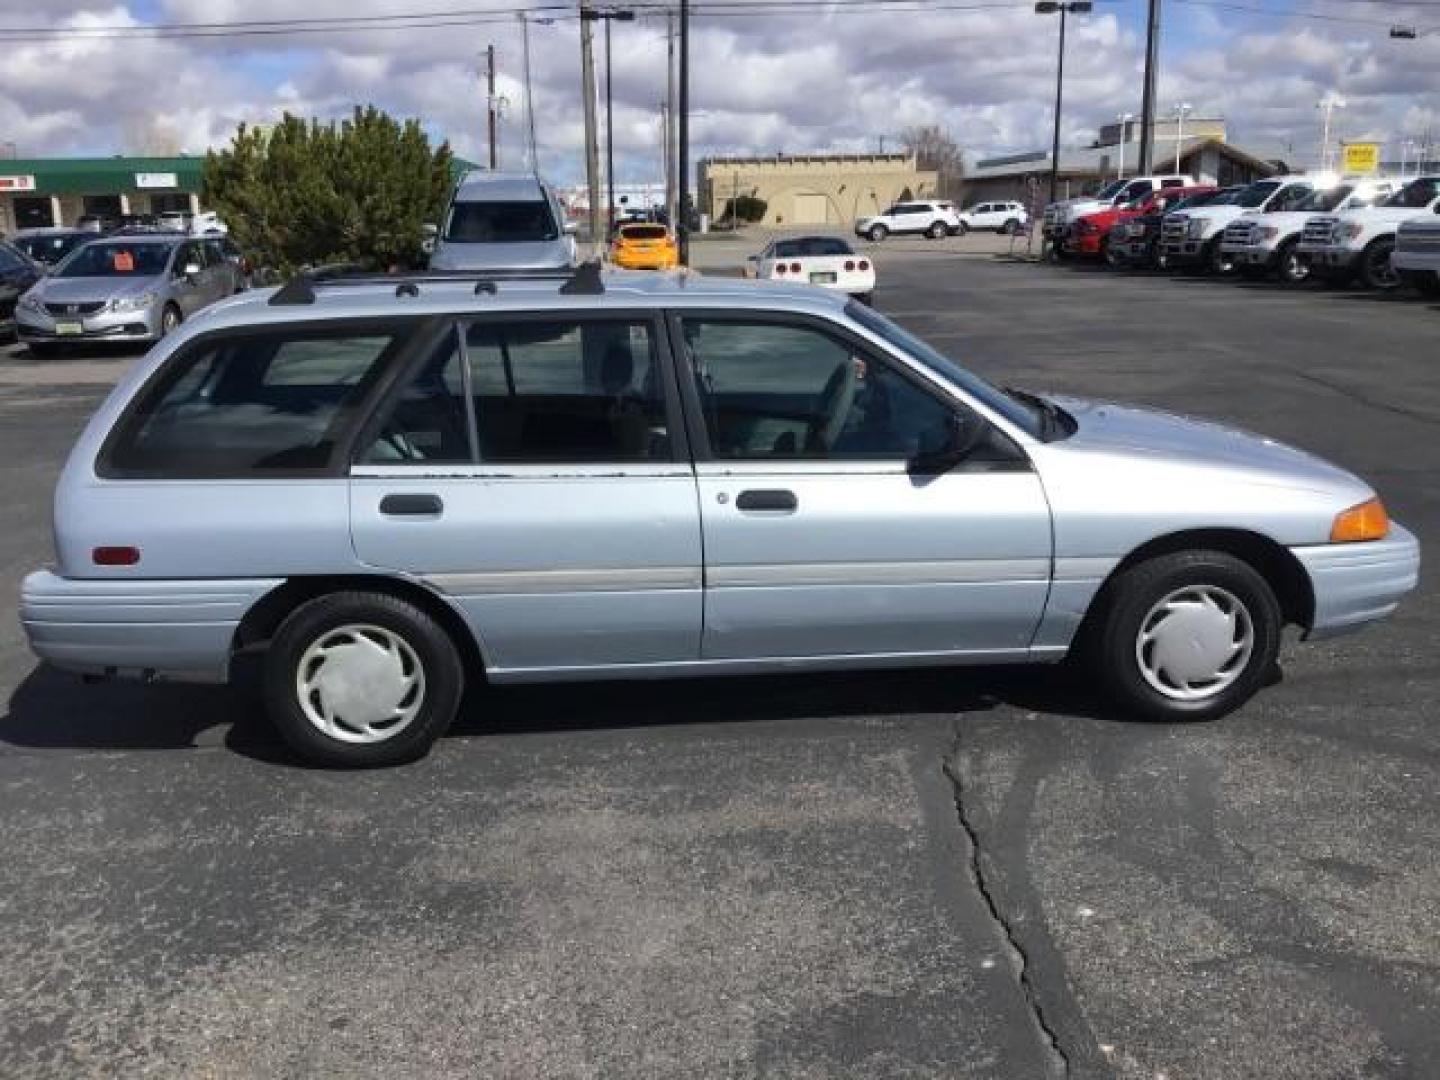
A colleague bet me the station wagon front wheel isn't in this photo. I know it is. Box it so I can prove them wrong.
[263,591,464,767]
[1090,551,1281,723]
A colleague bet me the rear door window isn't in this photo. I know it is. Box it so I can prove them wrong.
[104,327,406,477]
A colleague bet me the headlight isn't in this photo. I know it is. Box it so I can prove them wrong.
[17,291,45,313]
[1340,222,1365,241]
[107,292,158,313]
[1187,219,1209,239]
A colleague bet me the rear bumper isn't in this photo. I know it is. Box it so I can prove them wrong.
[1291,524,1420,640]
[19,571,282,683]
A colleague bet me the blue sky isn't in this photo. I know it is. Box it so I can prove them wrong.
[0,1,1436,183]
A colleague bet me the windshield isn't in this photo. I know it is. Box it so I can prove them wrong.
[14,233,90,264]
[846,301,1050,441]
[1093,179,1129,201]
[54,242,174,278]
[1296,186,1354,212]
[1384,178,1440,209]
[445,200,559,243]
[620,224,668,241]
[1234,181,1282,209]
[774,237,854,257]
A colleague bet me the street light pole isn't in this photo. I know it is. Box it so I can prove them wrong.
[1117,113,1134,180]
[677,0,690,265]
[1035,2,1092,207]
[605,18,615,231]
[1173,101,1192,172]
[1317,93,1346,173]
[1138,0,1162,173]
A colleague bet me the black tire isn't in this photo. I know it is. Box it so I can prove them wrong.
[1088,550,1281,723]
[1205,237,1235,276]
[1101,234,1121,268]
[1051,241,1071,262]
[926,221,947,240]
[853,292,874,306]
[867,224,888,242]
[263,591,465,767]
[951,221,969,237]
[1002,218,1020,236]
[159,303,182,337]
[1358,238,1399,291]
[1275,239,1310,285]
[1152,246,1172,272]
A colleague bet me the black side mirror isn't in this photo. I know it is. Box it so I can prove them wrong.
[908,412,987,476]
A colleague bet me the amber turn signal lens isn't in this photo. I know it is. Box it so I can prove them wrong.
[1330,498,1390,543]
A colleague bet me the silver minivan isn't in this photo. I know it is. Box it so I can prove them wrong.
[19,266,1419,767]
[16,235,243,354]
[428,171,577,271]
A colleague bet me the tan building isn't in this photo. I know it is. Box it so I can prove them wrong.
[698,153,939,227]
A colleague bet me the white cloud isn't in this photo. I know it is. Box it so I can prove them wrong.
[0,1,1434,181]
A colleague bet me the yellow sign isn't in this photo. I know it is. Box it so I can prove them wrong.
[1342,142,1381,175]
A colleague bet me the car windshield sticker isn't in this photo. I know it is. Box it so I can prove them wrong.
[113,250,135,272]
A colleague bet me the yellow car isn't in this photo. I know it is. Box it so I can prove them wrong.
[610,222,679,270]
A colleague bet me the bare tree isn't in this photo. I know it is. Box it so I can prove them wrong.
[900,124,965,200]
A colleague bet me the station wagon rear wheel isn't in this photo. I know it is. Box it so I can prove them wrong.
[263,591,464,767]
[1090,550,1281,722]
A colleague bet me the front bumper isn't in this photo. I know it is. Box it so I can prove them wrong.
[20,571,283,683]
[16,303,162,343]
[1221,242,1279,267]
[1159,238,1211,264]
[1062,232,1103,256]
[1298,245,1361,271]
[1392,250,1440,273]
[1291,523,1420,640]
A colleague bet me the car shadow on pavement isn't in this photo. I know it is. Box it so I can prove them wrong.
[0,659,1118,765]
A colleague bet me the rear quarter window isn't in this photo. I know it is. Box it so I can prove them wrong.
[102,327,408,477]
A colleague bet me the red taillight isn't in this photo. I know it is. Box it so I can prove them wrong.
[93,546,140,566]
[844,260,855,271]
[774,262,787,274]
[858,259,870,271]
[790,262,802,273]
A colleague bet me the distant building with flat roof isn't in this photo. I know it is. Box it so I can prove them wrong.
[698,153,939,226]
[0,156,205,232]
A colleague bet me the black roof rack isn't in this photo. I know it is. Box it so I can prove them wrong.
[268,260,606,306]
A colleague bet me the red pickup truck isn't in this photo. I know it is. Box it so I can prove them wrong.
[1063,186,1215,265]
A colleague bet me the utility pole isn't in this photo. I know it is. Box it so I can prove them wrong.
[1137,0,1161,174]
[486,44,498,170]
[605,18,615,232]
[579,2,603,254]
[661,100,672,222]
[677,0,690,264]
[519,14,539,169]
[666,10,677,228]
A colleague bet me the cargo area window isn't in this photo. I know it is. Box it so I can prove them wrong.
[104,329,401,477]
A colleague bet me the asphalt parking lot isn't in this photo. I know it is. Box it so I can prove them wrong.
[1,250,1437,1079]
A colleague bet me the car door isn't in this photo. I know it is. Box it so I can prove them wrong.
[974,203,997,229]
[672,312,1053,661]
[349,313,703,676]
[169,242,206,316]
[892,203,925,233]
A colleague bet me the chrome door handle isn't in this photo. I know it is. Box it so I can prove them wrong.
[736,489,797,512]
[379,493,443,517]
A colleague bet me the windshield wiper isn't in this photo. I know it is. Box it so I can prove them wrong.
[1003,386,1062,440]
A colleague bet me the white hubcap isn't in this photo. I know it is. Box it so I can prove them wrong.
[1136,585,1254,702]
[296,624,425,743]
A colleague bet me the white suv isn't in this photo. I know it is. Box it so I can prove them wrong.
[855,201,961,242]
[1043,174,1193,239]
[956,201,1028,235]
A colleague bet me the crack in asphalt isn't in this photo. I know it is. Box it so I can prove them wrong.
[944,724,1070,1080]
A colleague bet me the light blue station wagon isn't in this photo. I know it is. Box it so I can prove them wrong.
[20,265,1419,766]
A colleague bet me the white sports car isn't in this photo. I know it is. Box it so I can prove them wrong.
[744,235,876,302]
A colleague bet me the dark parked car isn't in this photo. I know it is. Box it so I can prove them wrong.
[10,227,96,268]
[0,241,44,337]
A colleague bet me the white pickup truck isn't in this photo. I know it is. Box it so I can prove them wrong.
[1219,178,1396,284]
[1042,174,1193,246]
[1298,176,1440,290]
[1392,212,1440,296]
[1159,177,1315,274]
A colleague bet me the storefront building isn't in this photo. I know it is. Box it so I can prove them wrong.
[0,156,205,233]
